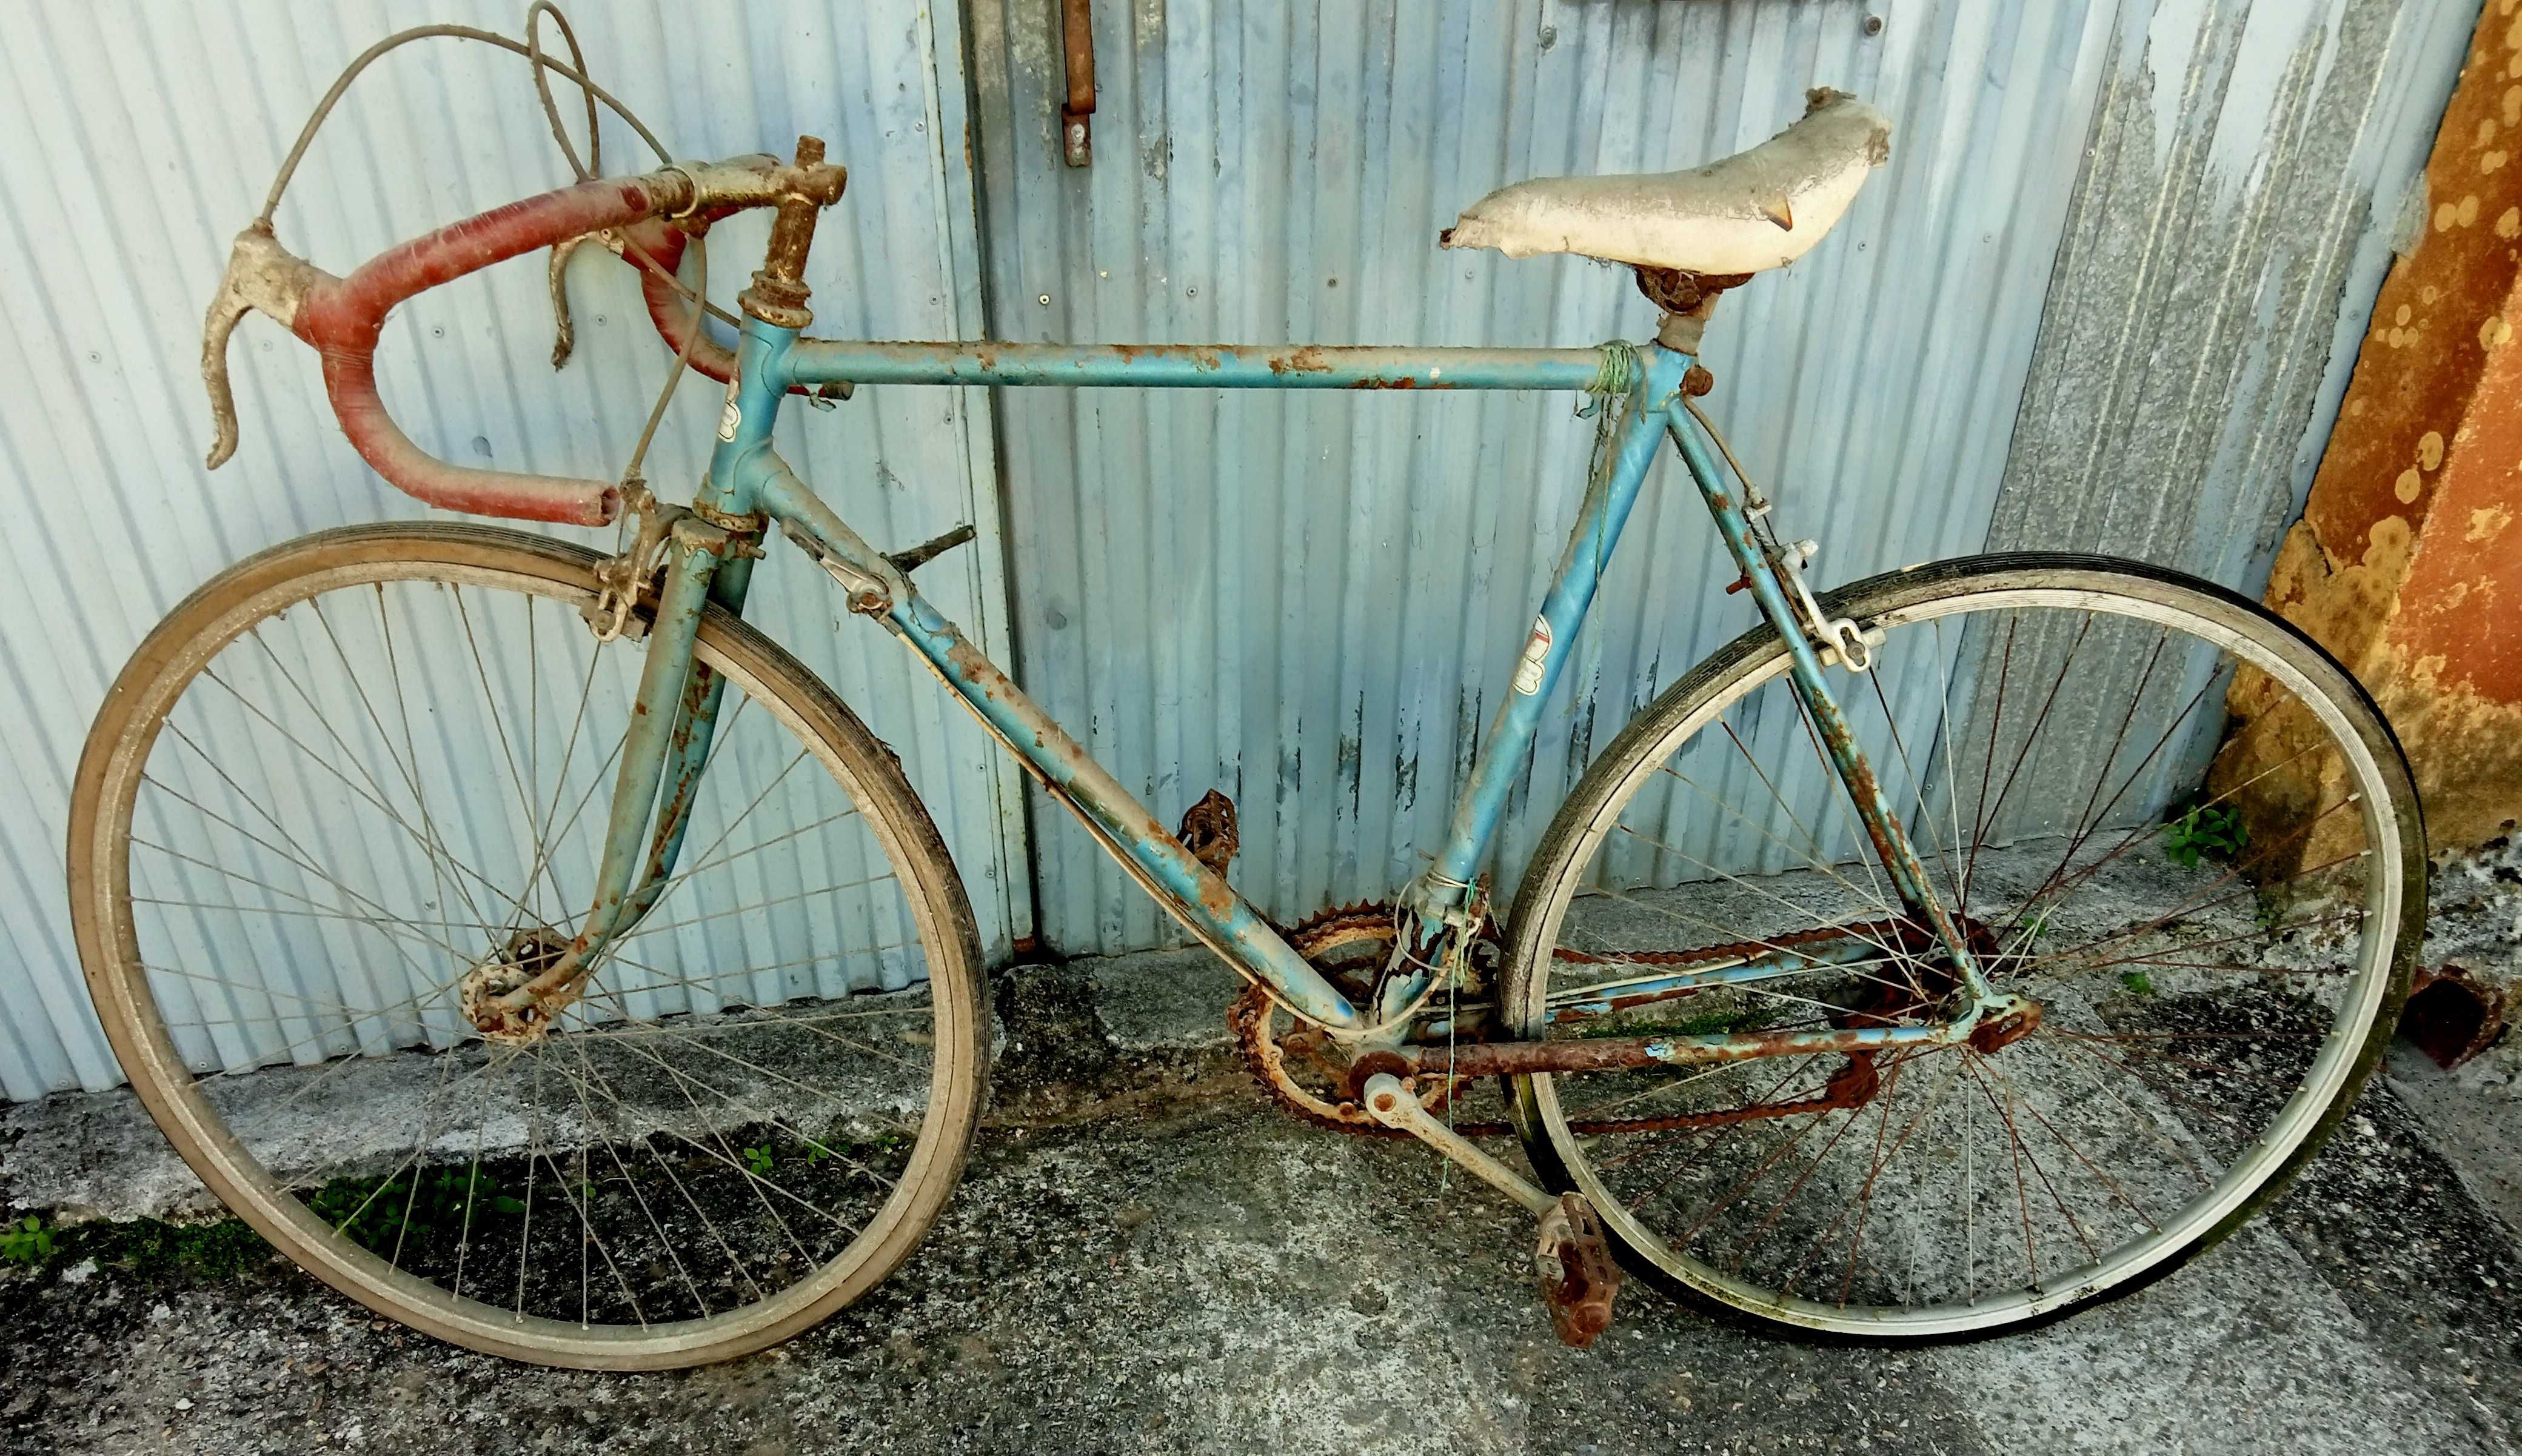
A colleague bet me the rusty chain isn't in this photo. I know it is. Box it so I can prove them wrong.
[1231,905,1933,1140]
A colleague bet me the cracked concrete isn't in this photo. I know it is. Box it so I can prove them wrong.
[3,835,2516,1455]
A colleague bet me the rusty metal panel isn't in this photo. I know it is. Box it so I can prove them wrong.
[968,0,2131,953]
[0,0,1021,1097]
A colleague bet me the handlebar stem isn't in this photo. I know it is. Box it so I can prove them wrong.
[737,136,843,330]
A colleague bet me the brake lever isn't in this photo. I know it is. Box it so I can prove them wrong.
[201,222,329,469]
[546,227,626,370]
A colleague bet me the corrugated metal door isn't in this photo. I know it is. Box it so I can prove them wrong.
[967,0,2125,953]
[0,0,1026,1097]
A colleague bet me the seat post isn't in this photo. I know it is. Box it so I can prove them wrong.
[1635,265,1746,355]
[1656,295,1719,354]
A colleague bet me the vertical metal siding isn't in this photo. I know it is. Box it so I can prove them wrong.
[0,0,2473,1098]
[0,0,1023,1097]
[969,0,2126,953]
[1969,0,2472,836]
[1989,0,2475,583]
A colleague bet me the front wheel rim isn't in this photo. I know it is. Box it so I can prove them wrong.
[72,530,983,1366]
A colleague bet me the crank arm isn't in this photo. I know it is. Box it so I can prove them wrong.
[1361,1077,1627,1351]
[1360,1072,1554,1214]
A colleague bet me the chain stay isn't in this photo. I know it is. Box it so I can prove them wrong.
[1232,906,1923,1140]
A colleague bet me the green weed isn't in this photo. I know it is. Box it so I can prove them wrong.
[1,1214,52,1265]
[82,1220,272,1282]
[305,1167,526,1254]
[2,1215,273,1284]
[2164,801,2248,869]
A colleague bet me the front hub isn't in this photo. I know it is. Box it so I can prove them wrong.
[458,926,570,1045]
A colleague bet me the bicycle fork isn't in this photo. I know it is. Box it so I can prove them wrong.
[457,513,755,1042]
[461,355,785,1041]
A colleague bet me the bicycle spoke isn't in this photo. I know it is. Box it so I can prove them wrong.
[90,555,971,1355]
[619,744,811,933]
[561,1036,764,1311]
[1520,578,2406,1332]
[1961,615,2019,912]
[608,872,903,942]
[515,632,614,930]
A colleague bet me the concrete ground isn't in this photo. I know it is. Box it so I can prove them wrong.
[4,847,2518,1456]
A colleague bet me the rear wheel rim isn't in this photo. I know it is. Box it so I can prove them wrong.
[1508,571,2413,1337]
[72,530,983,1366]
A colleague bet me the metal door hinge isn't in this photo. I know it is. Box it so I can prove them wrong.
[1060,0,1095,166]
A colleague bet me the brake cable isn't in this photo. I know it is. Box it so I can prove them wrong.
[258,18,669,226]
[255,4,752,526]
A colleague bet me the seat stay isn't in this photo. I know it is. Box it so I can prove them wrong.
[1663,409,1995,1007]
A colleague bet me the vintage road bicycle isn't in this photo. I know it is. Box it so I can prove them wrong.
[68,14,2425,1369]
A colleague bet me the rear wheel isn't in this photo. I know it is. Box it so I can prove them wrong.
[1501,555,2424,1340]
[69,524,989,1368]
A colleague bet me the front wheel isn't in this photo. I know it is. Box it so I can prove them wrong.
[1501,554,2424,1341]
[69,524,990,1369]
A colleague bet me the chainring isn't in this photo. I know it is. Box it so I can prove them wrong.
[1229,902,1497,1137]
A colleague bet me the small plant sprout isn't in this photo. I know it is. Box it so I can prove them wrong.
[304,1169,527,1255]
[1,1215,53,1266]
[743,1146,775,1177]
[2164,801,2248,869]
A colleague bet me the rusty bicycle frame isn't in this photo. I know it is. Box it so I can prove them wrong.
[204,141,2036,1213]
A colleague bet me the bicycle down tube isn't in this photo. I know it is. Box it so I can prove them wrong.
[564,316,1988,1056]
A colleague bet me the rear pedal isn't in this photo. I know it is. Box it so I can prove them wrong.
[1175,789,1239,875]
[1534,1192,1623,1348]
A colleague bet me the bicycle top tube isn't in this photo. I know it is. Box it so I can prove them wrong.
[778,338,1611,392]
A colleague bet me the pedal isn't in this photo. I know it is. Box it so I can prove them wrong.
[1175,789,1239,876]
[1534,1191,1623,1349]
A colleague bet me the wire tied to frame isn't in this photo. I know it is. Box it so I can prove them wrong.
[1576,339,1644,503]
[1579,339,1641,416]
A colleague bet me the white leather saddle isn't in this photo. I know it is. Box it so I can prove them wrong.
[1440,89,1891,278]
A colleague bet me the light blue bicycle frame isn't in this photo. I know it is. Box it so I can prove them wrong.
[530,312,2004,1064]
